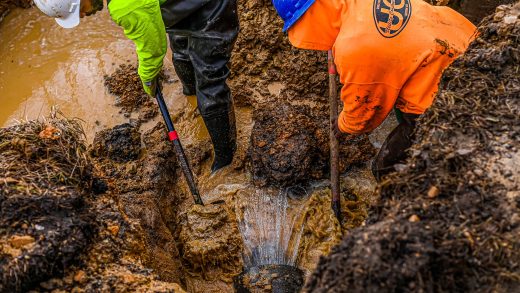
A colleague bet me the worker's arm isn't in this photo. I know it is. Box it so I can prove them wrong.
[337,83,400,135]
[108,0,167,96]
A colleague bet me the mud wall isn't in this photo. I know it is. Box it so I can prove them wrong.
[305,3,520,292]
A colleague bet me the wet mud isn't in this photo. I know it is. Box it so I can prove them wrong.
[305,3,520,292]
[104,63,159,122]
[250,103,376,187]
[90,123,141,162]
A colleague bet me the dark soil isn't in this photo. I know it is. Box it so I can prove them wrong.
[104,63,158,122]
[90,122,141,163]
[229,0,328,108]
[250,103,376,187]
[0,114,96,292]
[305,3,520,292]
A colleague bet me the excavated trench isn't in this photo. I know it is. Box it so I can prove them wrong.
[1,0,518,292]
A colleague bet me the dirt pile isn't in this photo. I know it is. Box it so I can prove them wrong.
[250,103,375,187]
[0,113,96,292]
[305,3,520,292]
[104,63,158,122]
[0,114,190,292]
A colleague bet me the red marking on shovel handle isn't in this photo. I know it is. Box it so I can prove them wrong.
[168,131,179,141]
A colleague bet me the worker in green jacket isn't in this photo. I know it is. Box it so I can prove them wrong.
[34,0,239,173]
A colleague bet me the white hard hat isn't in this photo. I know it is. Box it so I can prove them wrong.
[34,0,81,29]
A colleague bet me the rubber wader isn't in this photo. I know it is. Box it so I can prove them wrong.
[162,0,239,173]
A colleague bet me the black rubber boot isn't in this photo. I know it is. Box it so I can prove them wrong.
[203,110,237,173]
[169,35,197,96]
[164,0,239,173]
[371,112,420,182]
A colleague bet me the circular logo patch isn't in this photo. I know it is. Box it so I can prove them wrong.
[373,0,412,38]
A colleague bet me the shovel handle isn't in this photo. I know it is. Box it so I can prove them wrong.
[155,86,204,205]
[328,50,341,223]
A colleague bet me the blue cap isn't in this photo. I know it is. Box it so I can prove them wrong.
[272,0,316,32]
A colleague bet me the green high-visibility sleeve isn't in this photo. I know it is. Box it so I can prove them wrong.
[108,0,167,84]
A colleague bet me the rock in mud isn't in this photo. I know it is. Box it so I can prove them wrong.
[0,116,96,293]
[250,103,376,187]
[305,3,520,292]
[91,123,141,162]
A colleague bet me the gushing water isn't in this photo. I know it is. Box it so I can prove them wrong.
[236,188,307,268]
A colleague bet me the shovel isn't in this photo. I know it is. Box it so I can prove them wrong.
[155,85,204,205]
[328,50,341,223]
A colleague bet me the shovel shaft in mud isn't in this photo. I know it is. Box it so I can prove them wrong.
[328,50,342,223]
[155,86,204,205]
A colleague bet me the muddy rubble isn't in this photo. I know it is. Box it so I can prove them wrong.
[305,3,520,292]
[104,63,159,122]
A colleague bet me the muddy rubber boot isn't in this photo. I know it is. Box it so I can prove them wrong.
[203,110,237,174]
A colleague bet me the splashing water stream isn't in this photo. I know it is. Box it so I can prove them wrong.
[236,187,308,268]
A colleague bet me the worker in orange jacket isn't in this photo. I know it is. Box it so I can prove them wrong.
[273,0,477,180]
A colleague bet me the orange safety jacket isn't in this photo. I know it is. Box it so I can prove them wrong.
[288,0,477,134]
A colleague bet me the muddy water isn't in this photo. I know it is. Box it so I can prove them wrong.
[0,7,190,142]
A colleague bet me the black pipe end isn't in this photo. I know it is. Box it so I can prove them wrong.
[234,264,304,293]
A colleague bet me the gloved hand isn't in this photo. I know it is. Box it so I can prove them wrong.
[331,117,346,140]
[330,117,356,141]
[142,78,158,97]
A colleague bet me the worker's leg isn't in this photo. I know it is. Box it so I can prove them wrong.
[168,34,196,96]
[187,0,239,172]
[371,112,420,181]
